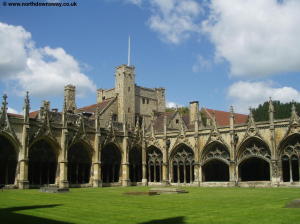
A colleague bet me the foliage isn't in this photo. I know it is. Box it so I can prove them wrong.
[252,100,300,122]
[1,187,300,224]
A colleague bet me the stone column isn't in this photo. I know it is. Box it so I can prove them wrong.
[141,141,147,185]
[229,161,236,183]
[198,163,202,184]
[162,143,169,185]
[19,125,29,189]
[59,129,69,188]
[92,134,102,187]
[121,137,129,186]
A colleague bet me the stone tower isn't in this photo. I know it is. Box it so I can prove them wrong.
[115,65,136,127]
[64,84,77,113]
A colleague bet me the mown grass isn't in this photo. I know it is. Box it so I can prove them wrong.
[0,187,300,224]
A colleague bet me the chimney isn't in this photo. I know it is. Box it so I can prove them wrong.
[189,101,199,125]
[64,84,77,113]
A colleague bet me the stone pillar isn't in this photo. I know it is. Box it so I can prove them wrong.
[162,142,169,185]
[59,129,69,188]
[229,161,236,183]
[19,126,29,189]
[141,141,147,185]
[198,164,202,184]
[121,137,129,186]
[271,160,280,186]
[92,132,102,187]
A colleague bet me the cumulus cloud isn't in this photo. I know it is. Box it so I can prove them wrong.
[202,0,300,77]
[7,107,19,114]
[128,0,202,44]
[166,101,183,108]
[228,81,300,113]
[0,22,96,97]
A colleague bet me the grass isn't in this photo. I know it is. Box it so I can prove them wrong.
[0,187,300,224]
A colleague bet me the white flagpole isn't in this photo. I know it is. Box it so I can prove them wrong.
[128,36,131,66]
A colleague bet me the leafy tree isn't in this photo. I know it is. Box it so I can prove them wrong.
[252,101,300,122]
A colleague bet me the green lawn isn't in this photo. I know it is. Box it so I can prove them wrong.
[0,187,299,224]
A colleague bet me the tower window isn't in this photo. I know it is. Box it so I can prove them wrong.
[142,98,145,104]
[176,119,179,124]
[128,87,130,92]
[128,107,130,113]
[147,99,149,104]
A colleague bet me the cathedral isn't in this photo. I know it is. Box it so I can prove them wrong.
[0,64,300,189]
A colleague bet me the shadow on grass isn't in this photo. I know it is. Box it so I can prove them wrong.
[138,216,185,224]
[0,204,73,224]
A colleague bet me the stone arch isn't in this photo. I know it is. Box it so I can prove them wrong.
[278,133,300,182]
[67,140,93,185]
[170,143,195,184]
[147,145,163,183]
[28,138,58,186]
[129,146,142,183]
[237,137,271,181]
[0,133,18,185]
[101,143,122,183]
[201,141,230,182]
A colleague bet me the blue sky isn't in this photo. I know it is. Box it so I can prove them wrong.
[0,0,300,114]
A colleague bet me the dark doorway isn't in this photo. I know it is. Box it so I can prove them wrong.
[282,155,290,182]
[203,160,229,182]
[129,147,142,182]
[101,144,121,183]
[68,142,91,184]
[291,155,299,181]
[239,157,270,181]
[0,136,17,185]
[28,140,57,186]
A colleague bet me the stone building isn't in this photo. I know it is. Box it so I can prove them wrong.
[0,64,300,189]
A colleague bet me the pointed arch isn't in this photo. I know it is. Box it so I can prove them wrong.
[28,138,58,186]
[0,134,18,185]
[101,142,122,183]
[68,140,93,185]
[170,143,195,184]
[29,136,61,156]
[201,141,230,182]
[237,137,271,181]
[278,133,300,182]
[147,145,163,183]
[169,142,194,159]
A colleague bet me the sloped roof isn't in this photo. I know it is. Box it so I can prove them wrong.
[8,113,23,118]
[204,108,248,126]
[75,98,113,114]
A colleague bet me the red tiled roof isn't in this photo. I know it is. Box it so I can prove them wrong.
[8,113,23,118]
[29,111,39,119]
[75,99,113,113]
[204,108,248,126]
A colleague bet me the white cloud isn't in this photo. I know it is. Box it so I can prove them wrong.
[228,81,300,113]
[7,107,19,114]
[166,101,183,108]
[128,0,202,44]
[202,0,300,77]
[192,55,211,73]
[0,22,96,97]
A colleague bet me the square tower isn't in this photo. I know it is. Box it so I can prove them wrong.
[115,65,136,127]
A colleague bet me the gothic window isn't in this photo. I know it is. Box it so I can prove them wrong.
[128,87,130,92]
[171,144,194,184]
[147,146,163,182]
[142,98,145,104]
[147,99,149,104]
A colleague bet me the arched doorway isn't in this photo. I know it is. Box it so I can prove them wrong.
[28,139,57,186]
[101,143,121,183]
[68,142,92,185]
[279,134,300,182]
[201,142,230,182]
[147,146,162,182]
[0,135,17,185]
[239,157,270,181]
[171,144,194,184]
[129,147,142,183]
[237,138,271,181]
